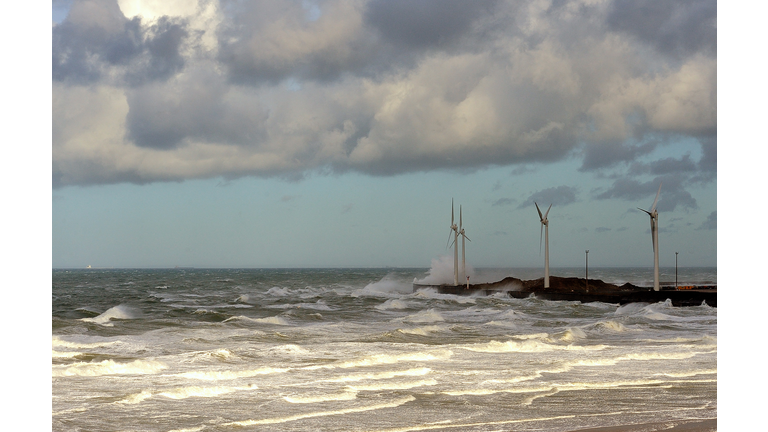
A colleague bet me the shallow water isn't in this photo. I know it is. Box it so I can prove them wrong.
[52,267,716,431]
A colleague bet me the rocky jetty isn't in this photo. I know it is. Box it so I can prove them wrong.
[413,276,716,307]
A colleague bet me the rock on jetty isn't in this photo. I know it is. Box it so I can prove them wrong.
[413,276,716,307]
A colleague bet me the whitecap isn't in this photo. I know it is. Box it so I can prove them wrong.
[403,309,444,324]
[347,378,437,391]
[80,305,137,326]
[53,359,167,377]
[283,390,358,404]
[376,299,410,310]
[398,325,443,336]
[178,367,289,381]
[223,315,289,326]
[223,396,415,426]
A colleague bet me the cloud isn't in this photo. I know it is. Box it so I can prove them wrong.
[696,211,716,230]
[52,0,717,188]
[595,227,611,233]
[594,175,696,212]
[53,0,189,86]
[519,186,577,209]
[492,198,515,207]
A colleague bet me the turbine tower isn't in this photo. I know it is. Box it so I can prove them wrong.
[638,183,662,291]
[446,199,459,286]
[535,202,552,288]
[459,206,471,285]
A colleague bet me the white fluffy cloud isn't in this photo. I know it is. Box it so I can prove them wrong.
[52,0,717,187]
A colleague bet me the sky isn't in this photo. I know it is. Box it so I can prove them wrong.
[49,0,721,269]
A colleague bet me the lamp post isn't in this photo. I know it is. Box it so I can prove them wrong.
[585,250,589,291]
[675,252,678,289]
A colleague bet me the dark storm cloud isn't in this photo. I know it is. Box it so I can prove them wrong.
[364,0,499,50]
[696,211,716,230]
[519,186,577,209]
[595,176,697,212]
[606,0,716,58]
[53,0,188,86]
[628,154,698,176]
[581,139,659,171]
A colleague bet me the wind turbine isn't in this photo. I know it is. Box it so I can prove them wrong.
[446,199,459,286]
[459,206,471,286]
[535,202,552,288]
[638,183,662,291]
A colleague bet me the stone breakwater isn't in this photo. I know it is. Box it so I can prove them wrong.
[414,276,716,307]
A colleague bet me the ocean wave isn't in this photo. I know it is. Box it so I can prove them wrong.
[79,305,137,326]
[284,391,358,404]
[52,336,122,350]
[347,378,438,391]
[53,359,167,377]
[223,396,416,426]
[588,320,628,333]
[324,368,432,383]
[177,367,289,380]
[355,275,413,297]
[557,327,587,342]
[335,349,453,369]
[462,339,606,353]
[402,309,445,323]
[398,325,444,336]
[223,315,289,326]
[120,384,257,404]
[376,299,410,310]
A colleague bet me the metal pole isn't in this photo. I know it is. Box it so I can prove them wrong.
[675,252,678,289]
[585,250,589,291]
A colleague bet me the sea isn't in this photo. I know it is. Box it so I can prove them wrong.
[52,266,717,432]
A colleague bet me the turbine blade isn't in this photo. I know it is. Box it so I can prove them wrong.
[651,183,662,213]
[446,230,453,249]
[544,204,552,219]
[464,234,471,242]
[535,202,543,220]
[451,199,454,225]
[460,206,463,230]
[539,223,543,256]
[638,207,652,216]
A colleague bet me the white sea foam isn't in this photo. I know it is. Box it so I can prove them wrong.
[399,325,443,336]
[324,368,432,383]
[414,255,475,286]
[223,396,416,426]
[403,309,445,323]
[617,352,699,361]
[80,305,137,326]
[266,287,291,296]
[590,320,628,333]
[177,367,289,380]
[52,350,84,358]
[157,385,248,399]
[347,378,438,391]
[376,299,410,310]
[614,303,647,316]
[223,315,289,325]
[120,385,257,404]
[463,339,605,354]
[357,275,412,297]
[654,369,717,378]
[53,359,167,377]
[336,350,453,369]
[558,327,587,342]
[284,390,358,404]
